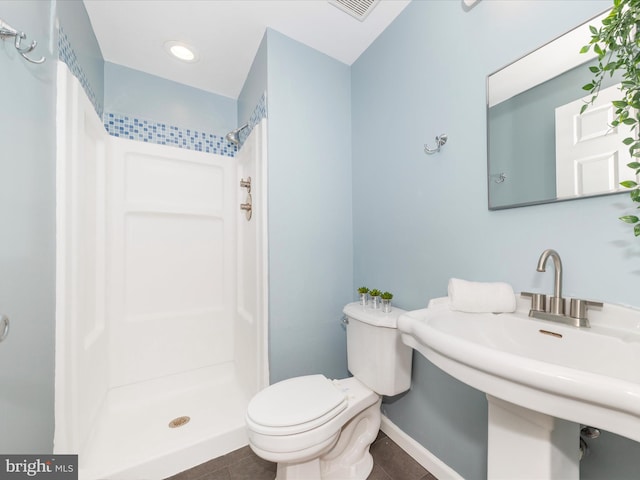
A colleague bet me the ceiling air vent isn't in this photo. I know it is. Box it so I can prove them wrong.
[329,0,379,22]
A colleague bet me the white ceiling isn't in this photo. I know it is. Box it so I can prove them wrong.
[83,0,411,100]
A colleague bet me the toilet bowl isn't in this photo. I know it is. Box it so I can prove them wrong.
[246,303,413,480]
[247,375,380,479]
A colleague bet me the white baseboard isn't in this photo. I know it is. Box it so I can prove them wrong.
[380,415,464,480]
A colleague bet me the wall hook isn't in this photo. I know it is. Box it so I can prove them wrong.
[493,172,507,184]
[424,134,448,155]
[0,18,46,64]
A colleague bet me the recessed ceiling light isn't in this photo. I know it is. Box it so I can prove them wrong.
[164,41,199,63]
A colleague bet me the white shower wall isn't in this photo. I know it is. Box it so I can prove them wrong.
[108,139,237,387]
[56,61,110,454]
[55,61,268,478]
[235,122,269,398]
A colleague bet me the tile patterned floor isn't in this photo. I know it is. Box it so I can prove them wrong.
[166,431,437,480]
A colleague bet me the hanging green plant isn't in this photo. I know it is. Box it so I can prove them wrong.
[581,0,640,236]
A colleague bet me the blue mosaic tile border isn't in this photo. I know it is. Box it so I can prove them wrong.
[103,91,267,157]
[57,26,103,117]
[103,113,238,157]
[238,91,268,147]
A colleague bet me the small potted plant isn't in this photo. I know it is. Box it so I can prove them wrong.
[369,289,382,309]
[357,286,369,306]
[381,291,393,313]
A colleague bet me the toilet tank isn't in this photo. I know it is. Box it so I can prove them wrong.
[343,302,412,396]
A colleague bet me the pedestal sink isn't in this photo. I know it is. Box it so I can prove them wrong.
[398,296,640,479]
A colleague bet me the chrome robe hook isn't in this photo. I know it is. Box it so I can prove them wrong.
[424,134,448,155]
[0,18,46,64]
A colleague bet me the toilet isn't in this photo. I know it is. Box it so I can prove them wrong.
[245,302,413,480]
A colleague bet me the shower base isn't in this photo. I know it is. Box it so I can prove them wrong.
[79,363,249,480]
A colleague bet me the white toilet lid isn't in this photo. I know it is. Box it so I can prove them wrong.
[247,374,347,432]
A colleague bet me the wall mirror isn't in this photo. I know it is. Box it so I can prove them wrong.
[487,9,635,210]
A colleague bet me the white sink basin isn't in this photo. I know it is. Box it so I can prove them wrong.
[398,296,640,444]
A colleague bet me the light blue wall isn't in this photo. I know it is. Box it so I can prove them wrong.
[238,34,267,126]
[265,29,353,383]
[57,0,104,114]
[104,62,237,135]
[352,1,640,478]
[0,0,61,453]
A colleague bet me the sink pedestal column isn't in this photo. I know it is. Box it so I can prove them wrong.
[487,395,580,479]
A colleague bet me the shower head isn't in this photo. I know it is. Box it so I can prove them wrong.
[225,123,249,145]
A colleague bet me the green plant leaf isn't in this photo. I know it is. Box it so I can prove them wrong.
[580,0,640,238]
[620,215,640,224]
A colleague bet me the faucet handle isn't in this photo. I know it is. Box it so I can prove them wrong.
[521,292,546,312]
[569,298,603,320]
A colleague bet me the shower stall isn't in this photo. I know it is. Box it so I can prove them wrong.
[54,62,269,479]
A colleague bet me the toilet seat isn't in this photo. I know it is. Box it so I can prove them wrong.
[246,376,380,467]
[246,375,348,436]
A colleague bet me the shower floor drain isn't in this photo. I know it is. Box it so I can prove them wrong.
[168,416,191,428]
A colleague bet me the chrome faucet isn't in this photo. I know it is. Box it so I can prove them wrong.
[523,249,603,328]
[536,249,564,315]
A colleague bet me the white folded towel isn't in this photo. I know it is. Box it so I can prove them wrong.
[448,278,516,313]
